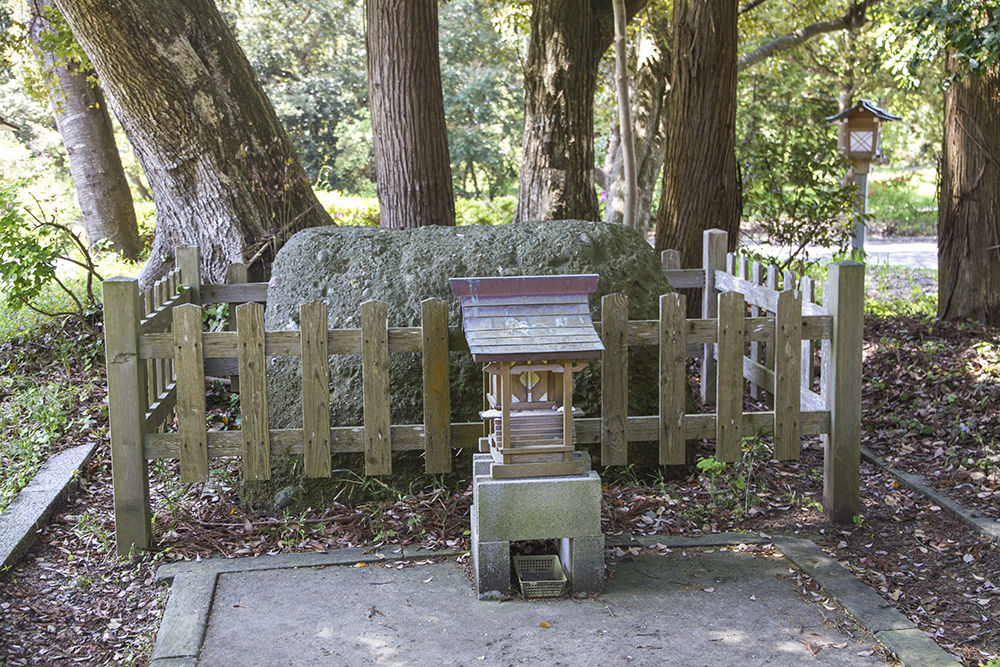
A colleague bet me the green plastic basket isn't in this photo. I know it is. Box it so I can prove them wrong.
[513,554,568,598]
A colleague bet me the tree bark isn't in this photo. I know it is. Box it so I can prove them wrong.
[29,0,141,260]
[611,0,636,229]
[366,0,455,228]
[937,58,1000,325]
[514,0,646,223]
[604,22,669,235]
[53,0,331,287]
[653,0,741,292]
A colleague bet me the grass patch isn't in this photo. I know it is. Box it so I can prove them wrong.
[0,381,73,512]
[867,167,937,238]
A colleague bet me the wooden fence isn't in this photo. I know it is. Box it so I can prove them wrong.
[103,229,863,557]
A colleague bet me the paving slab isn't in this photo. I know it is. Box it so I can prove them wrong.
[149,534,962,667]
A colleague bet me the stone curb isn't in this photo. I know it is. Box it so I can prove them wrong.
[862,445,1000,542]
[773,537,962,667]
[0,442,97,572]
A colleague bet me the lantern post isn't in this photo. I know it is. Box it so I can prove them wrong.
[827,100,901,253]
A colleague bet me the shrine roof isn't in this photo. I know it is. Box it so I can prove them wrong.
[449,274,605,362]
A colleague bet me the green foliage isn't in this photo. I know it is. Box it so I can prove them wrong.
[0,181,103,326]
[864,265,938,319]
[440,0,523,199]
[455,195,516,226]
[0,382,72,511]
[903,2,1000,78]
[867,169,937,237]
[315,191,379,226]
[739,101,859,272]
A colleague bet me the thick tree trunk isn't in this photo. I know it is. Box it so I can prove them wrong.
[53,0,331,287]
[366,0,454,228]
[653,0,740,293]
[938,59,1000,325]
[514,0,646,223]
[29,0,141,260]
[604,24,669,235]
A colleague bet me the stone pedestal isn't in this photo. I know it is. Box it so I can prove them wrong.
[470,454,604,600]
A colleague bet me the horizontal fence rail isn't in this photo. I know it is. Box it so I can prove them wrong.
[104,231,863,556]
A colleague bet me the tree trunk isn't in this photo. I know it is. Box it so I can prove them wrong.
[938,58,1000,325]
[653,0,740,295]
[604,23,669,236]
[29,0,141,260]
[514,0,646,223]
[53,0,331,287]
[611,0,636,229]
[366,0,455,229]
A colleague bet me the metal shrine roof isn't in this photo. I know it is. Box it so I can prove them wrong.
[826,100,902,123]
[449,274,605,363]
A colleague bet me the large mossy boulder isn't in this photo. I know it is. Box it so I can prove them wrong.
[258,221,675,506]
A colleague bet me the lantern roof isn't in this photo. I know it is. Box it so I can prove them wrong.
[450,274,605,362]
[826,100,902,124]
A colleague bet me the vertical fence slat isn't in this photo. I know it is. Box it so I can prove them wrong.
[143,289,157,408]
[774,290,802,461]
[661,249,681,271]
[659,293,687,465]
[716,291,744,463]
[103,277,152,557]
[764,264,779,408]
[237,302,270,480]
[421,298,451,474]
[362,300,391,476]
[800,276,816,391]
[155,279,169,401]
[176,245,201,305]
[173,304,209,482]
[824,261,864,523]
[702,229,727,405]
[601,293,629,466]
[301,301,331,478]
[226,262,248,392]
[749,261,764,400]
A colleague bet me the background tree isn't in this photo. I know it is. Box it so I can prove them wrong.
[904,2,1000,324]
[653,0,740,277]
[28,0,140,259]
[514,0,646,223]
[52,0,332,286]
[366,0,454,228]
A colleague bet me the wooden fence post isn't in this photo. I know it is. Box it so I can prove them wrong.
[301,301,331,478]
[362,300,392,476]
[774,289,802,460]
[601,293,629,466]
[701,229,727,405]
[226,262,248,392]
[659,293,686,465]
[824,261,864,523]
[715,291,744,463]
[103,277,152,557]
[422,298,451,474]
[237,302,270,480]
[173,303,209,482]
[175,245,201,305]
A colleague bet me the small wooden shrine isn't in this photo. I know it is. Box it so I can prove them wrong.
[450,274,605,479]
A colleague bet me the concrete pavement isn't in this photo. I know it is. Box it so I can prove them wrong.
[150,533,960,667]
[746,238,938,271]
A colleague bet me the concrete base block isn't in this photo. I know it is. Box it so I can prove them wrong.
[471,512,511,600]
[470,460,604,598]
[473,470,602,543]
[557,536,605,594]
